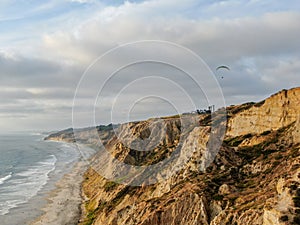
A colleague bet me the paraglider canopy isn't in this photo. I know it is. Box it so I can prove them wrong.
[216,65,230,71]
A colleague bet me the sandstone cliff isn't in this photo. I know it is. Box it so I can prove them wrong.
[46,87,300,225]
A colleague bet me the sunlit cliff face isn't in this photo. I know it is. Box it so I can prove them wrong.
[46,87,300,225]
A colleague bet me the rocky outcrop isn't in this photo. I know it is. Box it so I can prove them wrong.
[46,87,300,225]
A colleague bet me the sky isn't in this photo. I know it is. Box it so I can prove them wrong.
[0,0,300,132]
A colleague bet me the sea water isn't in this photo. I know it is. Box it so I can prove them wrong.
[0,133,82,225]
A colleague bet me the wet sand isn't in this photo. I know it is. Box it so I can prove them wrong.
[30,160,88,225]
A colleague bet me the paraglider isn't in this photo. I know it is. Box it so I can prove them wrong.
[216,65,230,79]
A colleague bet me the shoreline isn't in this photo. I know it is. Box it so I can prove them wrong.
[30,159,88,225]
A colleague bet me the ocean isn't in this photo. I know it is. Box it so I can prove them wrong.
[0,133,82,225]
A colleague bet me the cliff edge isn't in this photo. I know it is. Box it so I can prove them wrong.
[46,87,300,225]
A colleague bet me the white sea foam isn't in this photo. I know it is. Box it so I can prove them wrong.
[0,173,12,185]
[0,155,57,215]
[0,200,20,215]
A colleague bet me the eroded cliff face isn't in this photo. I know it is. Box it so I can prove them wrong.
[227,88,300,137]
[46,87,300,225]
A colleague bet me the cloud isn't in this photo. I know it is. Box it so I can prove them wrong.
[42,8,300,64]
[40,6,300,101]
[68,0,94,3]
[1,0,300,131]
[260,57,300,89]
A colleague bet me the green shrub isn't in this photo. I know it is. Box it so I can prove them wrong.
[272,161,280,167]
[293,196,300,207]
[293,216,300,224]
[212,194,224,201]
[254,100,265,107]
[261,130,271,136]
[275,154,283,160]
[224,134,252,147]
[85,210,96,225]
[279,215,288,222]
[104,181,119,192]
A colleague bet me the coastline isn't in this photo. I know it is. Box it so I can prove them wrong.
[30,159,88,225]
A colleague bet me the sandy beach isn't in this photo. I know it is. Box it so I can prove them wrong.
[30,160,88,225]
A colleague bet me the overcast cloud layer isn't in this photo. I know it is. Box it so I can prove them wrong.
[0,0,300,132]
